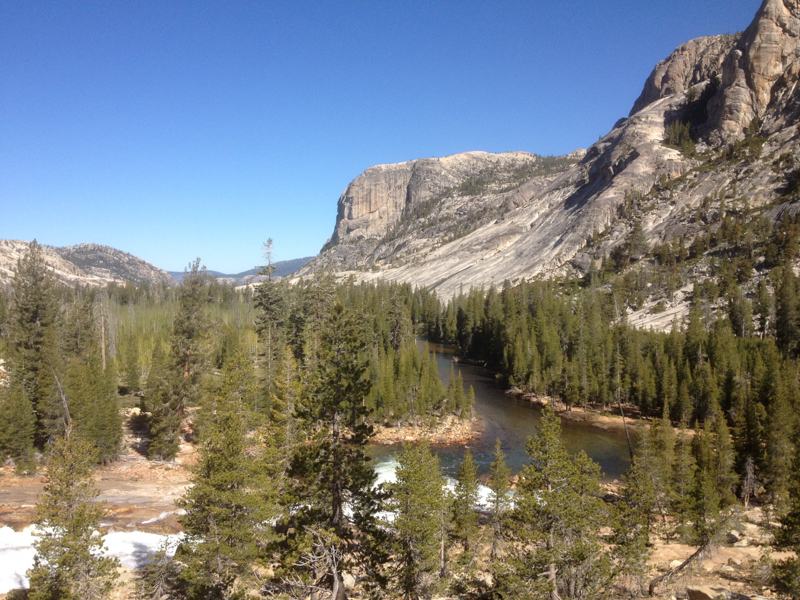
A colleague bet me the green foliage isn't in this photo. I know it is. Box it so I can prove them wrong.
[386,440,449,599]
[488,438,511,561]
[451,448,480,569]
[276,302,388,598]
[7,240,61,440]
[27,434,119,600]
[495,407,612,599]
[772,441,800,598]
[177,349,277,600]
[0,383,36,471]
[665,120,696,157]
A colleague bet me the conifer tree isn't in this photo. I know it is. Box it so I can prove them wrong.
[496,407,611,600]
[269,347,303,460]
[255,239,287,397]
[177,349,275,600]
[488,438,511,561]
[124,329,141,392]
[0,383,36,471]
[7,240,60,440]
[772,441,800,597]
[451,447,480,569]
[615,450,656,596]
[145,342,182,460]
[387,440,448,599]
[764,367,797,510]
[776,265,800,356]
[27,434,119,600]
[669,427,698,542]
[691,421,723,545]
[279,302,387,599]
[170,258,210,406]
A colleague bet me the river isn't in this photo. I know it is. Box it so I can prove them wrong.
[370,341,633,484]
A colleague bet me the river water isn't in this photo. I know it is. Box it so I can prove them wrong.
[370,341,633,484]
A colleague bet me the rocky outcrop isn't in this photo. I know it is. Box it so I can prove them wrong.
[631,0,800,143]
[0,240,173,287]
[710,0,800,140]
[327,151,540,248]
[630,35,736,116]
[301,0,800,299]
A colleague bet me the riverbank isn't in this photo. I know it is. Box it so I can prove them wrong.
[371,413,483,446]
[513,390,647,435]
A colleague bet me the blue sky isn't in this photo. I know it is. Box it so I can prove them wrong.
[1,1,761,273]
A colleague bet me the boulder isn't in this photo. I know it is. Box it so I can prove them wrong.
[686,586,730,600]
[342,572,356,590]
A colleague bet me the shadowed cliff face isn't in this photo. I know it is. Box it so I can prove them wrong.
[303,0,800,298]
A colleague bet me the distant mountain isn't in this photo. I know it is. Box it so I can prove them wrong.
[0,240,173,287]
[169,256,313,286]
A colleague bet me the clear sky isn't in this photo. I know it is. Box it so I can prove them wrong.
[1,1,761,273]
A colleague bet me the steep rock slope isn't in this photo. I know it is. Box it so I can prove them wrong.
[302,0,800,298]
[0,240,173,287]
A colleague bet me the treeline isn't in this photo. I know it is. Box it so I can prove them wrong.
[416,272,798,511]
[0,243,472,466]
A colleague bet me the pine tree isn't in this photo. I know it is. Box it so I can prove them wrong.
[145,342,182,461]
[776,265,800,356]
[387,440,448,599]
[254,240,287,398]
[691,421,723,545]
[669,427,697,542]
[451,447,480,569]
[0,383,36,471]
[278,302,387,599]
[615,450,656,596]
[772,441,800,597]
[7,240,60,440]
[124,329,141,392]
[488,438,511,561]
[177,350,276,600]
[764,367,797,510]
[496,407,611,600]
[27,434,119,600]
[170,258,210,406]
[269,347,303,460]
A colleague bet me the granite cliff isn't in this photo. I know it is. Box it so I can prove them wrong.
[300,0,800,298]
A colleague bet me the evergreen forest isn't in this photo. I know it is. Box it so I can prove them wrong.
[0,238,799,599]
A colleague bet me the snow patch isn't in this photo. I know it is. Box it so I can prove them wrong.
[0,525,180,594]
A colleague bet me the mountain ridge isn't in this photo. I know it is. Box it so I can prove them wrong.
[0,240,173,287]
[299,0,800,300]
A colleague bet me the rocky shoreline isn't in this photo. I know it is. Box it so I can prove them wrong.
[512,390,646,434]
[371,413,483,446]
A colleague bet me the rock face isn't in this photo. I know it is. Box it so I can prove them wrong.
[709,0,800,141]
[324,151,545,263]
[301,0,800,298]
[0,240,173,287]
[629,35,737,116]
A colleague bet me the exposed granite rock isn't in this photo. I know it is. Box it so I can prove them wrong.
[709,0,800,141]
[327,151,541,249]
[0,240,173,287]
[630,35,736,116]
[300,0,800,301]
